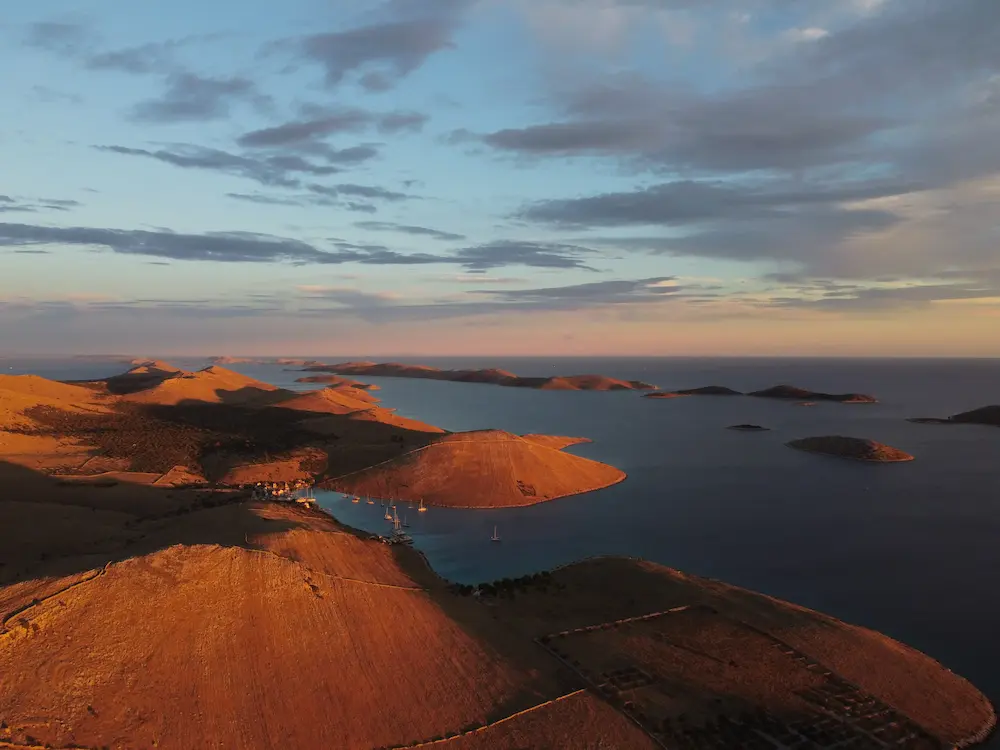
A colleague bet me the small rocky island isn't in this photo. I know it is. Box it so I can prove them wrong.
[644,385,743,398]
[751,385,877,404]
[294,374,379,390]
[909,405,1000,427]
[787,436,914,462]
[728,424,770,432]
[300,362,655,391]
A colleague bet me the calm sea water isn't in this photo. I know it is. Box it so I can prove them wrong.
[6,355,999,733]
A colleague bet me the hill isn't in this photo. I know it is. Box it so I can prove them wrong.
[326,429,625,507]
[301,362,655,391]
[0,489,991,749]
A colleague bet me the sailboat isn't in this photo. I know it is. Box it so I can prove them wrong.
[491,525,501,543]
[366,496,375,505]
[418,498,427,513]
[351,495,359,504]
[384,503,393,521]
[401,512,410,528]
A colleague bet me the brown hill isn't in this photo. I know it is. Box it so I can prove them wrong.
[119,364,282,406]
[787,436,914,462]
[302,362,655,391]
[750,384,877,403]
[271,386,378,416]
[0,479,991,750]
[326,429,625,507]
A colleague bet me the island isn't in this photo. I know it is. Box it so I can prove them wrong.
[294,374,379,390]
[750,385,878,403]
[0,362,994,749]
[300,361,656,391]
[207,355,254,364]
[644,385,743,399]
[909,405,1000,427]
[787,436,914,462]
[727,424,770,431]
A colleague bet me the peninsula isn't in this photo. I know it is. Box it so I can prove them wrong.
[787,436,915,462]
[0,361,620,507]
[300,361,656,391]
[0,363,993,750]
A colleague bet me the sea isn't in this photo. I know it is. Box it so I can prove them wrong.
[5,355,1000,737]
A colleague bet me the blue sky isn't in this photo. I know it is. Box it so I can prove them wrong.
[2,0,998,356]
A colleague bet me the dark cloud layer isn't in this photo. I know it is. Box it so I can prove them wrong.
[0,222,600,272]
[498,0,1000,283]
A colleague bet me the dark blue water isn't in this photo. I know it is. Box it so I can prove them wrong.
[6,356,999,735]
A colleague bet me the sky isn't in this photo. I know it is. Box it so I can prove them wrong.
[1,0,998,357]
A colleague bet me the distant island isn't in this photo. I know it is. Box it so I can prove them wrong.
[644,385,742,399]
[787,436,914,462]
[909,405,1000,427]
[644,383,876,404]
[750,385,877,403]
[728,424,770,432]
[300,361,656,391]
[294,374,379,390]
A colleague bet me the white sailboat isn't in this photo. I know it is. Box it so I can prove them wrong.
[491,525,501,543]
[351,495,359,503]
[418,497,427,513]
[366,496,375,505]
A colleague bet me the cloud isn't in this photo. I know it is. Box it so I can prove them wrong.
[237,108,426,150]
[0,222,602,272]
[97,144,343,188]
[292,0,471,89]
[131,72,268,123]
[24,21,91,55]
[355,220,465,241]
[468,1,1000,179]
[0,222,438,266]
[474,276,679,302]
[784,27,829,42]
[85,41,180,74]
[308,183,411,202]
[450,241,600,271]
[519,178,912,229]
[296,275,687,323]
[0,196,82,214]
